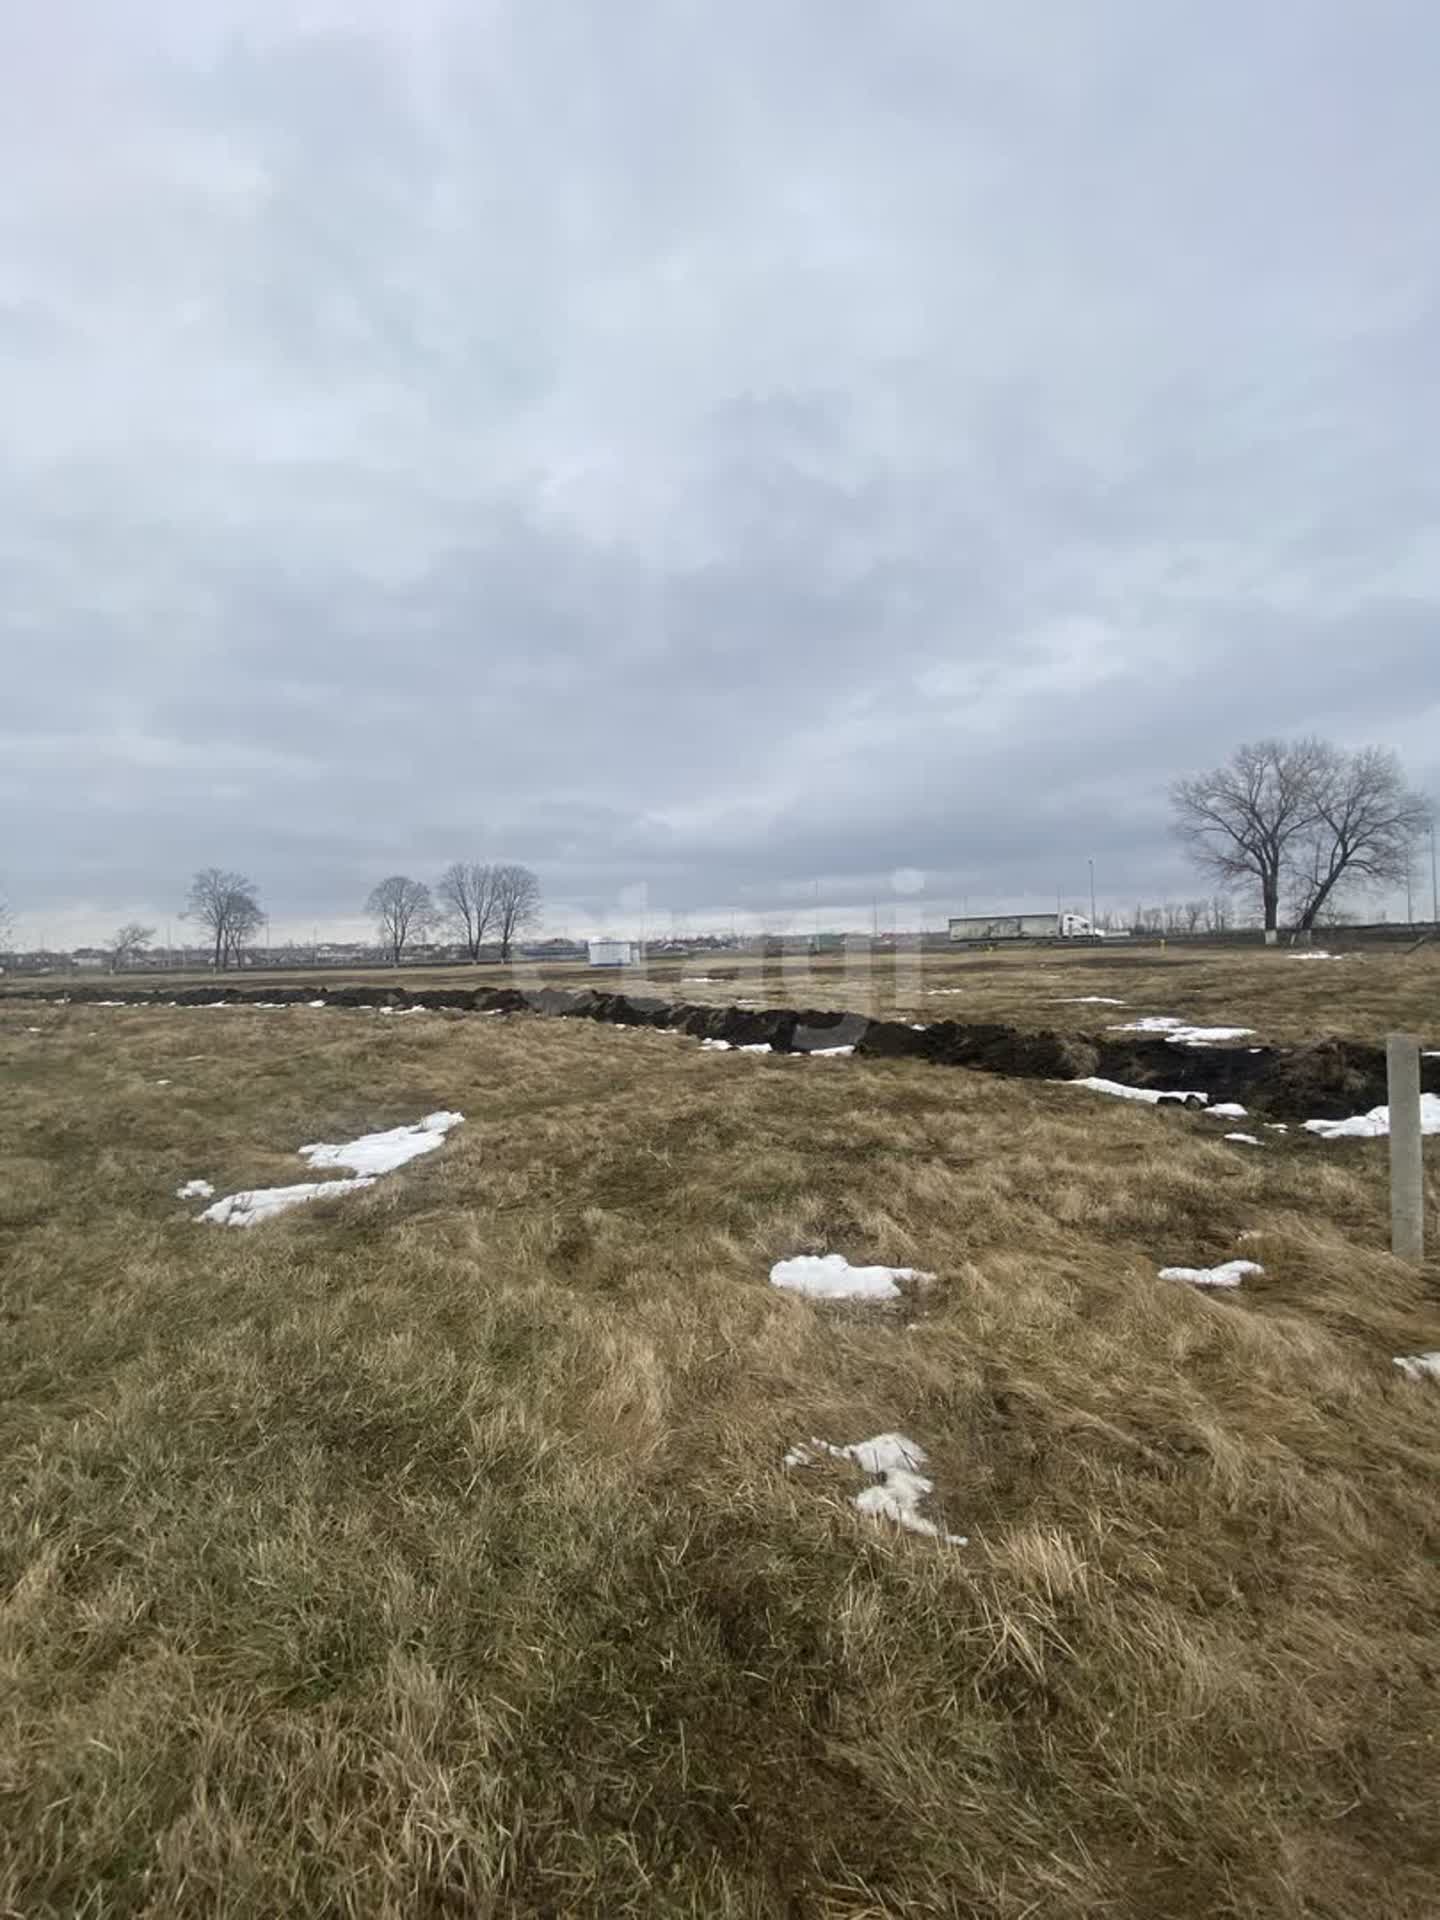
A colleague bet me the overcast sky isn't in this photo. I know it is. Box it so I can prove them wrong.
[4,1,1439,945]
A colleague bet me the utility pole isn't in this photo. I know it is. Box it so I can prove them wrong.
[1431,816,1438,926]
[1088,858,1097,929]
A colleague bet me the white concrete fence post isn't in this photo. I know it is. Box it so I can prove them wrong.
[1387,1032,1425,1266]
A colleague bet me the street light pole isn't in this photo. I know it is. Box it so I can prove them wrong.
[1088,857,1097,929]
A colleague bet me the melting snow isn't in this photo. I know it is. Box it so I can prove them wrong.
[1109,1016,1255,1045]
[200,1177,376,1228]
[1304,1095,1440,1141]
[784,1432,966,1545]
[307,999,327,1008]
[805,1044,856,1057]
[1393,1353,1440,1383]
[1071,1077,1207,1107]
[1051,996,1127,1005]
[1223,1133,1263,1147]
[770,1253,933,1302]
[1159,1259,1263,1289]
[198,1111,464,1228]
[700,1038,733,1051]
[299,1111,465,1176]
[1207,1103,1249,1118]
[175,1178,214,1199]
[738,1042,772,1054]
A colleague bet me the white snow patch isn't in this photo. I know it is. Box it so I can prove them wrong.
[307,999,327,1008]
[925,987,966,995]
[700,1037,733,1051]
[806,1044,855,1057]
[1393,1352,1440,1383]
[1071,1077,1207,1107]
[1223,1132,1263,1147]
[770,1253,932,1302]
[738,1042,772,1054]
[175,1179,214,1199]
[1207,1102,1249,1118]
[200,1177,376,1228]
[299,1110,464,1177]
[1159,1259,1263,1289]
[1265,1123,1289,1133]
[1304,1095,1440,1141]
[378,1005,430,1016]
[785,1433,966,1545]
[681,975,716,983]
[1051,996,1127,1005]
[199,1111,464,1228]
[1109,1016,1255,1045]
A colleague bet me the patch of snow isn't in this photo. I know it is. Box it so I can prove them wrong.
[738,1042,772,1054]
[925,988,966,995]
[1071,1077,1207,1107]
[1265,1123,1289,1133]
[94,1000,125,1007]
[200,1177,376,1228]
[1393,1352,1440,1383]
[155,1078,171,1086]
[681,975,716,983]
[199,1111,464,1228]
[299,1110,464,1177]
[806,1044,855,1057]
[1223,1133,1263,1147]
[378,1005,430,1016]
[1207,1102,1248,1118]
[770,1253,933,1302]
[785,1433,966,1546]
[1051,996,1127,1005]
[1109,1016,1255,1045]
[175,1179,215,1199]
[700,1038,733,1051]
[1304,1095,1440,1141]
[1288,950,1339,960]
[307,999,327,1008]
[1159,1259,1263,1289]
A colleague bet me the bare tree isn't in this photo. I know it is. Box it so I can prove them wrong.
[436,861,499,962]
[491,863,541,961]
[185,869,263,970]
[110,922,155,971]
[1205,895,1231,934]
[366,875,435,965]
[1288,745,1430,930]
[1172,739,1331,937]
[1182,899,1207,935]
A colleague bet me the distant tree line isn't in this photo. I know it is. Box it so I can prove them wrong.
[162,862,544,970]
[366,863,541,965]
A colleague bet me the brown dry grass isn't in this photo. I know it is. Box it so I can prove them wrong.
[3,1000,1439,1917]
[15,938,1440,1047]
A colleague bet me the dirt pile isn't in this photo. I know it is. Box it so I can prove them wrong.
[17,983,1429,1120]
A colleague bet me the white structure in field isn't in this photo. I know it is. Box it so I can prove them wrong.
[948,911,1096,943]
[587,939,638,968]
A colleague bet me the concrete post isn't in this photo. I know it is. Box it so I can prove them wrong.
[1387,1033,1425,1266]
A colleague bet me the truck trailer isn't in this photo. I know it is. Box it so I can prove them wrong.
[947,912,1096,944]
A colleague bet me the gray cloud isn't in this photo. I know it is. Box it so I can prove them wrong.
[4,0,1440,942]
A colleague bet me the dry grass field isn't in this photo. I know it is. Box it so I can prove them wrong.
[18,937,1440,1048]
[3,992,1440,1916]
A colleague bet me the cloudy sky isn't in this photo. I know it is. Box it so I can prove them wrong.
[4,0,1439,945]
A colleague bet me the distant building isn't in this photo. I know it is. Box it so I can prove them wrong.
[588,939,637,968]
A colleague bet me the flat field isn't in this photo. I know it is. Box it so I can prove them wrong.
[3,993,1439,1916]
[18,937,1440,1047]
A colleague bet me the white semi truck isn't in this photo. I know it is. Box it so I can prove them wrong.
[947,912,1097,943]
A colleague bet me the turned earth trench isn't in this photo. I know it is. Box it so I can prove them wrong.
[15,982,1438,1123]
